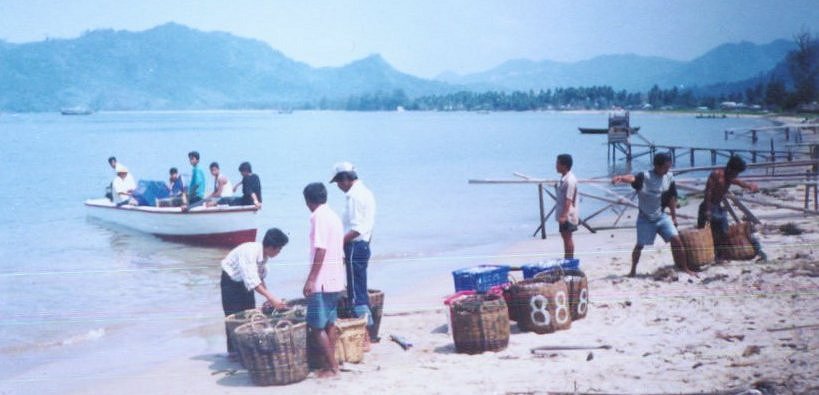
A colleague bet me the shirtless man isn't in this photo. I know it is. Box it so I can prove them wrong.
[697,155,758,259]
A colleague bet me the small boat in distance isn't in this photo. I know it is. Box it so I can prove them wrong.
[61,107,94,115]
[85,198,259,247]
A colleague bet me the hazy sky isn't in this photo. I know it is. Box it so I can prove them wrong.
[1,0,817,78]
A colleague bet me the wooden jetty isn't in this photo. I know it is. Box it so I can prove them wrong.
[608,121,818,168]
[469,159,819,239]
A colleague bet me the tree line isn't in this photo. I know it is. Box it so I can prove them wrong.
[335,32,817,112]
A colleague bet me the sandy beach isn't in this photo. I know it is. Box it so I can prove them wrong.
[59,175,819,394]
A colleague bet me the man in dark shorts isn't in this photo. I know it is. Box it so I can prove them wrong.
[697,155,759,260]
[555,154,579,259]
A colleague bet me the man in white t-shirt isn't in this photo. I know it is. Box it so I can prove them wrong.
[555,154,579,259]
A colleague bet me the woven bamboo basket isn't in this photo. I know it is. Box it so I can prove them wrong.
[224,308,262,367]
[562,269,589,321]
[718,222,756,261]
[678,223,715,271]
[450,293,510,354]
[508,279,554,334]
[334,316,368,364]
[533,270,572,332]
[234,318,309,386]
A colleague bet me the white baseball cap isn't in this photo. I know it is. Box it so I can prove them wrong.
[115,164,128,173]
[330,161,356,183]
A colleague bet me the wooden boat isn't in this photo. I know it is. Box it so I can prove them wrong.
[578,126,639,134]
[61,107,94,115]
[84,198,259,247]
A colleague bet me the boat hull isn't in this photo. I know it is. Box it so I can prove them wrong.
[85,198,258,247]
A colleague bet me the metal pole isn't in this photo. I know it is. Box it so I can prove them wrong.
[538,184,546,240]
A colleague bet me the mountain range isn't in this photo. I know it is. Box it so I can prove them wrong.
[438,39,795,92]
[0,23,796,112]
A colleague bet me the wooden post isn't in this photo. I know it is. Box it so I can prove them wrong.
[752,150,757,163]
[785,127,790,141]
[538,184,546,239]
[722,198,741,223]
[752,130,758,143]
[711,150,717,165]
[690,149,695,167]
[670,148,676,165]
[770,139,775,162]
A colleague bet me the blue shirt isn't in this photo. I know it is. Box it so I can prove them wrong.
[169,177,184,196]
[189,165,206,200]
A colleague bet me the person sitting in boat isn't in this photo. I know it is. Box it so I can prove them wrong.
[112,164,137,206]
[203,162,234,207]
[227,161,262,208]
[106,156,135,201]
[220,228,289,357]
[161,167,188,207]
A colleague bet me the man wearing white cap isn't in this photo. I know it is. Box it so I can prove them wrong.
[331,161,377,343]
[112,163,137,206]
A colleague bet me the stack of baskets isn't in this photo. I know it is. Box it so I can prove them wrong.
[718,222,756,261]
[234,317,309,386]
[449,293,509,354]
[678,223,715,271]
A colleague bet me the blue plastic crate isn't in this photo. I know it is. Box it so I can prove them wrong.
[522,259,580,279]
[452,265,510,293]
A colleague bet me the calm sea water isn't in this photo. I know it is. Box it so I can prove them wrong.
[0,111,776,384]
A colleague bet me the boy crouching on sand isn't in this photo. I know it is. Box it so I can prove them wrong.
[220,228,288,357]
[302,183,346,378]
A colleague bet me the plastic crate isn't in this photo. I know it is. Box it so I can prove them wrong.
[452,265,510,293]
[522,259,580,279]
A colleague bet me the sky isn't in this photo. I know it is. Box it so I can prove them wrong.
[0,0,817,78]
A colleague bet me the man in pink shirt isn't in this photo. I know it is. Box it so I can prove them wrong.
[302,182,345,378]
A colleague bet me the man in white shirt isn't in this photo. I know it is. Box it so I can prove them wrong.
[331,162,377,343]
[112,164,137,206]
[220,228,288,356]
[555,154,579,259]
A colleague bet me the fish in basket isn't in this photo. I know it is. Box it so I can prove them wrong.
[334,316,368,364]
[234,317,309,386]
[224,308,262,366]
[561,269,589,321]
[717,222,757,261]
[677,223,715,271]
[450,293,509,354]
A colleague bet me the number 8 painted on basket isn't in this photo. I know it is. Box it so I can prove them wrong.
[554,291,569,324]
[529,295,550,326]
[577,288,588,315]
